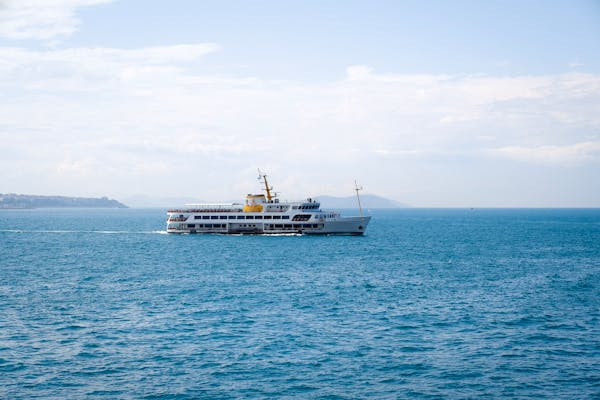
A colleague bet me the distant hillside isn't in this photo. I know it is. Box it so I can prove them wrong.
[0,194,128,209]
[316,194,409,209]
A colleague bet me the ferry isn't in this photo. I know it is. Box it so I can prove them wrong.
[166,172,371,235]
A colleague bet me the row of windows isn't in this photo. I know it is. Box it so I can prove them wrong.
[187,224,226,228]
[265,224,321,229]
[185,223,322,230]
[292,205,319,210]
[194,215,291,220]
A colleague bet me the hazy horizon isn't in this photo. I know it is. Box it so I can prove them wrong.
[1,1,599,207]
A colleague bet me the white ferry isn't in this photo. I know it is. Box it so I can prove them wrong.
[166,172,371,235]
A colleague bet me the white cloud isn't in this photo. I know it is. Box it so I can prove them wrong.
[492,141,600,164]
[0,47,599,204]
[0,0,113,40]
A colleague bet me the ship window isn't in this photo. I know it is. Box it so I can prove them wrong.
[282,215,289,219]
[275,224,283,229]
[264,215,272,219]
[198,224,203,227]
[284,224,292,229]
[237,216,245,219]
[211,216,218,219]
[194,216,201,220]
[255,215,263,219]
[292,206,298,209]
[292,214,311,221]
[273,216,281,220]
[293,224,301,228]
[202,215,210,219]
[187,224,195,228]
[205,224,212,228]
[228,216,236,219]
[246,215,254,219]
[219,216,227,219]
[313,224,318,228]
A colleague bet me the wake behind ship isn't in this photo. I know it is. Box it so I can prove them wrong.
[166,173,371,235]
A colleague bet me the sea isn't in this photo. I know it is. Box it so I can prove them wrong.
[0,208,599,399]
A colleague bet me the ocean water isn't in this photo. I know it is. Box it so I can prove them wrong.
[0,208,599,399]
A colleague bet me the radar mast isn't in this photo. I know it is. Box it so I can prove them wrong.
[354,180,364,218]
[258,169,275,201]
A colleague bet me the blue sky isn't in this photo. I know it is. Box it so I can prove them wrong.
[0,0,599,206]
[64,0,600,77]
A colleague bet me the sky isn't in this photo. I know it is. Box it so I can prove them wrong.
[0,0,599,207]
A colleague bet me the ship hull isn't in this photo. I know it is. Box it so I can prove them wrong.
[166,216,370,235]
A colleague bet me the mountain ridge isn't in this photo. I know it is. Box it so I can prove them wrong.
[315,194,409,209]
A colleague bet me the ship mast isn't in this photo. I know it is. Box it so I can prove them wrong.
[258,169,274,201]
[354,180,364,218]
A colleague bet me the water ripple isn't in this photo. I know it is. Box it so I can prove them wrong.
[0,208,598,398]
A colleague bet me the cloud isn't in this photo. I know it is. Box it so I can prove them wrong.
[0,48,599,203]
[492,141,600,164]
[0,0,113,40]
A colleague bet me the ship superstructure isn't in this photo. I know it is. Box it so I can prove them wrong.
[166,172,371,235]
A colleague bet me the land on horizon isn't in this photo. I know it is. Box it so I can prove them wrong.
[0,194,127,209]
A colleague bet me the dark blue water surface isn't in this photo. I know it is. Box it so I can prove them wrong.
[1,208,599,399]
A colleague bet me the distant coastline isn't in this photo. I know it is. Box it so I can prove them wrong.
[0,194,128,209]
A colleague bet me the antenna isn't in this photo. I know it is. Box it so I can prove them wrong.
[354,180,364,218]
[257,168,275,201]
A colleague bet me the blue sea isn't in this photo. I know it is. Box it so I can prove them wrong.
[1,208,599,399]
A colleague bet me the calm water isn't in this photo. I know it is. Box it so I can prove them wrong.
[0,208,599,399]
